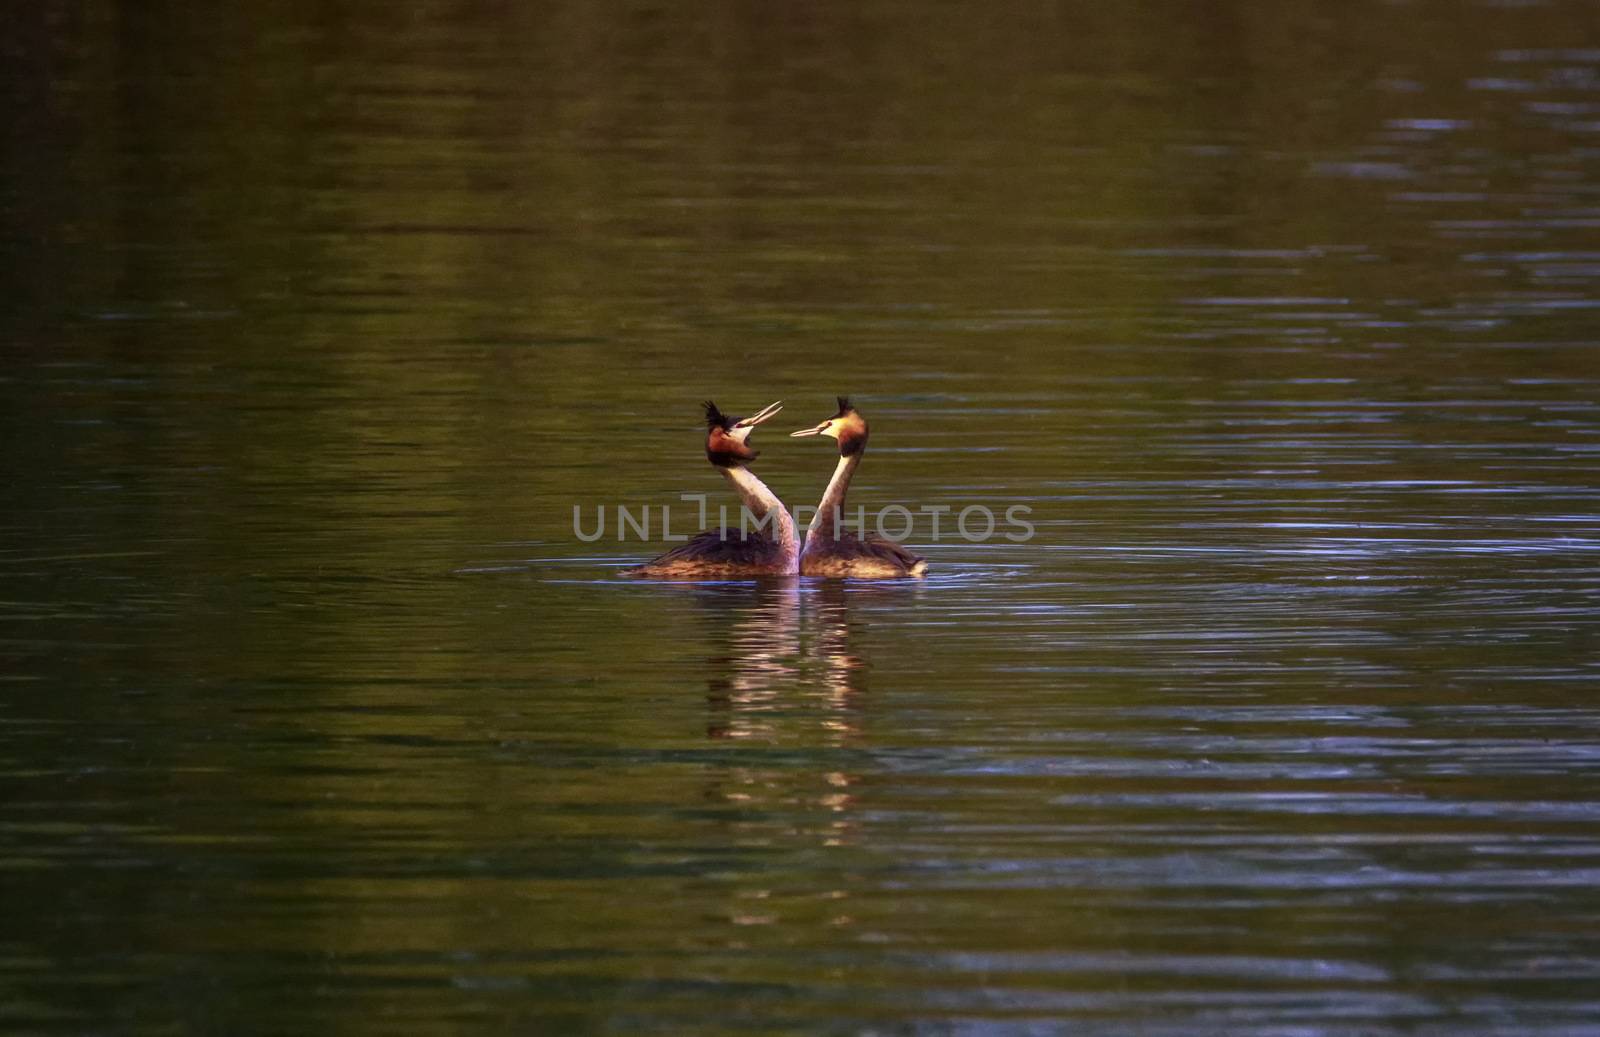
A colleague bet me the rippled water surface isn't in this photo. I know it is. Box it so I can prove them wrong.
[5,2,1600,1033]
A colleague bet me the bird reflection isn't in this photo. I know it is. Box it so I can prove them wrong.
[694,579,870,876]
[693,580,875,929]
[701,579,866,741]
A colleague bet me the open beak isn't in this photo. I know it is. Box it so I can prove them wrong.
[790,422,827,438]
[733,400,783,429]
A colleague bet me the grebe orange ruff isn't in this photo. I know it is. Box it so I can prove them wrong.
[790,397,928,578]
[624,400,799,578]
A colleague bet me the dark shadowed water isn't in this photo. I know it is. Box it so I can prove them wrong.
[4,2,1600,1033]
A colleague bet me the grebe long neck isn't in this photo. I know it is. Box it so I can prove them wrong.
[806,450,862,544]
[721,464,799,569]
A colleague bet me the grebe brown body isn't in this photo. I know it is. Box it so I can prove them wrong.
[790,398,928,579]
[624,400,799,578]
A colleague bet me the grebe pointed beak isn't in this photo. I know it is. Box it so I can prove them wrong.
[789,424,826,438]
[734,400,783,429]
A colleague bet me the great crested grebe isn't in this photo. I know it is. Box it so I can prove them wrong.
[790,397,928,578]
[625,400,799,578]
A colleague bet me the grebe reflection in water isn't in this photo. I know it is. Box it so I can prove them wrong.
[701,581,866,742]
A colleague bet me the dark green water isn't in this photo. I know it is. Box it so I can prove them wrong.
[5,2,1600,1033]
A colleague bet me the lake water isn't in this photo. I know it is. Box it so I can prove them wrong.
[4,2,1600,1033]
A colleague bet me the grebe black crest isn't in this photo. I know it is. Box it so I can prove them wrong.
[791,397,928,579]
[624,400,800,578]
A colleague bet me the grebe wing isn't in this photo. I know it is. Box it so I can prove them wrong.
[856,533,926,570]
[804,532,928,576]
[624,529,787,577]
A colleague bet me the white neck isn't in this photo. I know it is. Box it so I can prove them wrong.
[805,452,861,546]
[721,465,799,570]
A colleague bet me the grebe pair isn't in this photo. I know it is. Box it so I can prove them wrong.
[626,398,927,579]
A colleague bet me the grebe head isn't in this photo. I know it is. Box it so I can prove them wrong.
[789,396,869,456]
[704,399,783,467]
